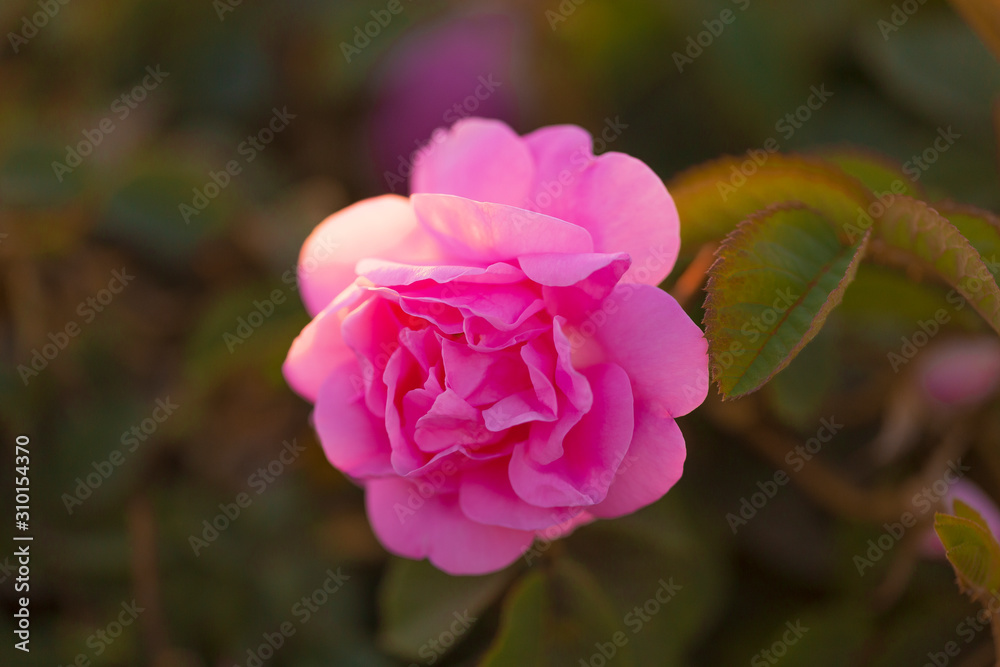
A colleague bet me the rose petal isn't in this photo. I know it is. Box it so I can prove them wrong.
[459,461,576,530]
[298,195,442,316]
[410,117,534,207]
[517,252,630,288]
[412,193,594,263]
[341,296,412,418]
[523,125,679,284]
[589,407,686,518]
[509,362,634,507]
[415,389,492,453]
[356,259,526,287]
[366,479,534,575]
[576,284,709,418]
[393,280,546,332]
[313,363,393,478]
[283,284,367,402]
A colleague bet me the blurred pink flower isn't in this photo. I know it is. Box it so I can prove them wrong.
[367,12,521,193]
[284,118,708,574]
[918,337,1000,408]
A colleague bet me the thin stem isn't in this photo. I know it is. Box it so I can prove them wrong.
[127,494,170,662]
[742,426,905,522]
[668,243,717,309]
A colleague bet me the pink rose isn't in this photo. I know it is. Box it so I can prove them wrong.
[283,118,709,574]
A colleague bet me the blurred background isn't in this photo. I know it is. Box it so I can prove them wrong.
[2,0,1000,665]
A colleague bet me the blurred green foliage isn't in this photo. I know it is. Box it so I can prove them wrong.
[2,0,1000,665]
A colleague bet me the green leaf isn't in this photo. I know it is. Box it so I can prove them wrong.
[817,147,924,199]
[871,197,1000,335]
[669,153,873,253]
[564,501,729,666]
[934,510,1000,600]
[100,166,226,264]
[377,558,514,661]
[479,572,547,667]
[954,498,992,530]
[481,560,634,667]
[704,204,869,398]
[936,201,1000,283]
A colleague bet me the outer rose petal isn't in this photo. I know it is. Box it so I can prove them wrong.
[412,193,594,262]
[577,284,709,418]
[517,252,630,288]
[459,460,573,530]
[589,409,686,518]
[523,125,680,285]
[366,478,534,575]
[356,259,525,287]
[313,363,393,477]
[283,284,366,402]
[298,195,441,316]
[410,117,534,207]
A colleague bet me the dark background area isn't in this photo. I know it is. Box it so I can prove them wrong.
[2,0,999,665]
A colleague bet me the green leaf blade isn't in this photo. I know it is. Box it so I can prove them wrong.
[669,153,873,252]
[816,147,924,199]
[873,197,1000,335]
[377,558,514,661]
[704,204,869,398]
[934,511,1000,600]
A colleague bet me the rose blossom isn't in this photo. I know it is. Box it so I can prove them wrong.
[284,118,709,574]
